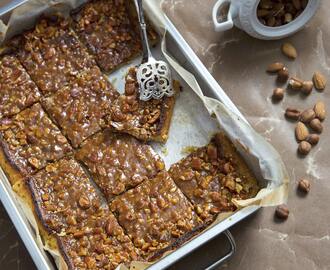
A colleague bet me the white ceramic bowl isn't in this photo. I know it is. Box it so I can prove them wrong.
[212,0,320,40]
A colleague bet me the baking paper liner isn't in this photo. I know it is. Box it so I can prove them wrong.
[0,0,289,269]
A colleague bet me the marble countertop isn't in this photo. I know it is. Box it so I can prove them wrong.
[1,1,329,269]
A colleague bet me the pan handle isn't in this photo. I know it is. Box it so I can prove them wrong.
[204,230,236,270]
[0,0,30,16]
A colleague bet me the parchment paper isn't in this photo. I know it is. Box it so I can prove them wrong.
[0,0,289,269]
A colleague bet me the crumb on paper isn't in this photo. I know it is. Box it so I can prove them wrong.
[161,146,168,156]
[111,77,117,85]
[181,146,198,155]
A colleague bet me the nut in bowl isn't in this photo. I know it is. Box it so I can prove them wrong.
[212,0,320,40]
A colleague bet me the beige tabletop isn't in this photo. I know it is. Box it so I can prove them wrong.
[163,1,330,269]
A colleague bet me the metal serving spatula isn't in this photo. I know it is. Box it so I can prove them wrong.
[134,0,174,101]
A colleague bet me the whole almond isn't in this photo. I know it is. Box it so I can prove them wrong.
[277,67,289,83]
[285,108,301,120]
[313,71,327,90]
[306,134,319,145]
[309,118,323,133]
[298,179,311,193]
[301,81,313,95]
[275,204,289,219]
[298,141,311,155]
[267,62,284,73]
[272,88,284,100]
[288,77,303,90]
[314,101,326,121]
[292,0,302,10]
[281,42,297,59]
[299,109,315,123]
[295,121,309,141]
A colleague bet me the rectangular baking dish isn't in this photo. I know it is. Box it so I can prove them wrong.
[0,1,262,269]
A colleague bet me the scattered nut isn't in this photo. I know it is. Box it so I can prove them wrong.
[258,1,307,27]
[298,141,312,155]
[299,109,315,123]
[309,118,323,133]
[285,108,301,120]
[267,62,284,73]
[281,42,297,59]
[301,81,313,95]
[272,87,284,100]
[306,134,320,145]
[295,121,309,141]
[275,204,289,219]
[313,71,327,91]
[298,178,311,193]
[277,67,289,83]
[314,101,326,121]
[288,77,303,90]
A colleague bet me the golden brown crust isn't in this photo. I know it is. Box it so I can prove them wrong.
[104,68,178,143]
[169,132,260,223]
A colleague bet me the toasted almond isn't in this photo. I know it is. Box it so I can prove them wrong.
[314,101,326,121]
[299,109,315,123]
[295,121,309,141]
[281,42,297,59]
[288,77,303,90]
[267,62,284,73]
[309,118,323,133]
[306,134,319,145]
[298,141,311,155]
[301,81,313,95]
[313,71,327,90]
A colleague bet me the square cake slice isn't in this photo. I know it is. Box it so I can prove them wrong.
[0,55,41,119]
[71,0,156,72]
[42,66,119,148]
[75,129,165,201]
[169,133,260,222]
[104,67,178,142]
[28,157,106,234]
[110,171,203,260]
[0,103,72,177]
[57,212,139,270]
[14,16,96,95]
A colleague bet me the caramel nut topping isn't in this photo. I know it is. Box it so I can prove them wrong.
[76,130,165,201]
[71,0,157,72]
[42,67,119,148]
[28,158,104,233]
[0,104,71,175]
[104,67,176,142]
[169,133,260,221]
[57,212,139,270]
[111,171,201,260]
[0,55,41,119]
[16,17,96,95]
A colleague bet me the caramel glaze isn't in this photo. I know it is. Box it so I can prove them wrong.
[0,103,72,175]
[13,16,96,96]
[42,66,119,148]
[0,55,41,119]
[76,129,165,201]
[104,67,176,142]
[111,171,203,260]
[28,157,106,234]
[169,133,260,222]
